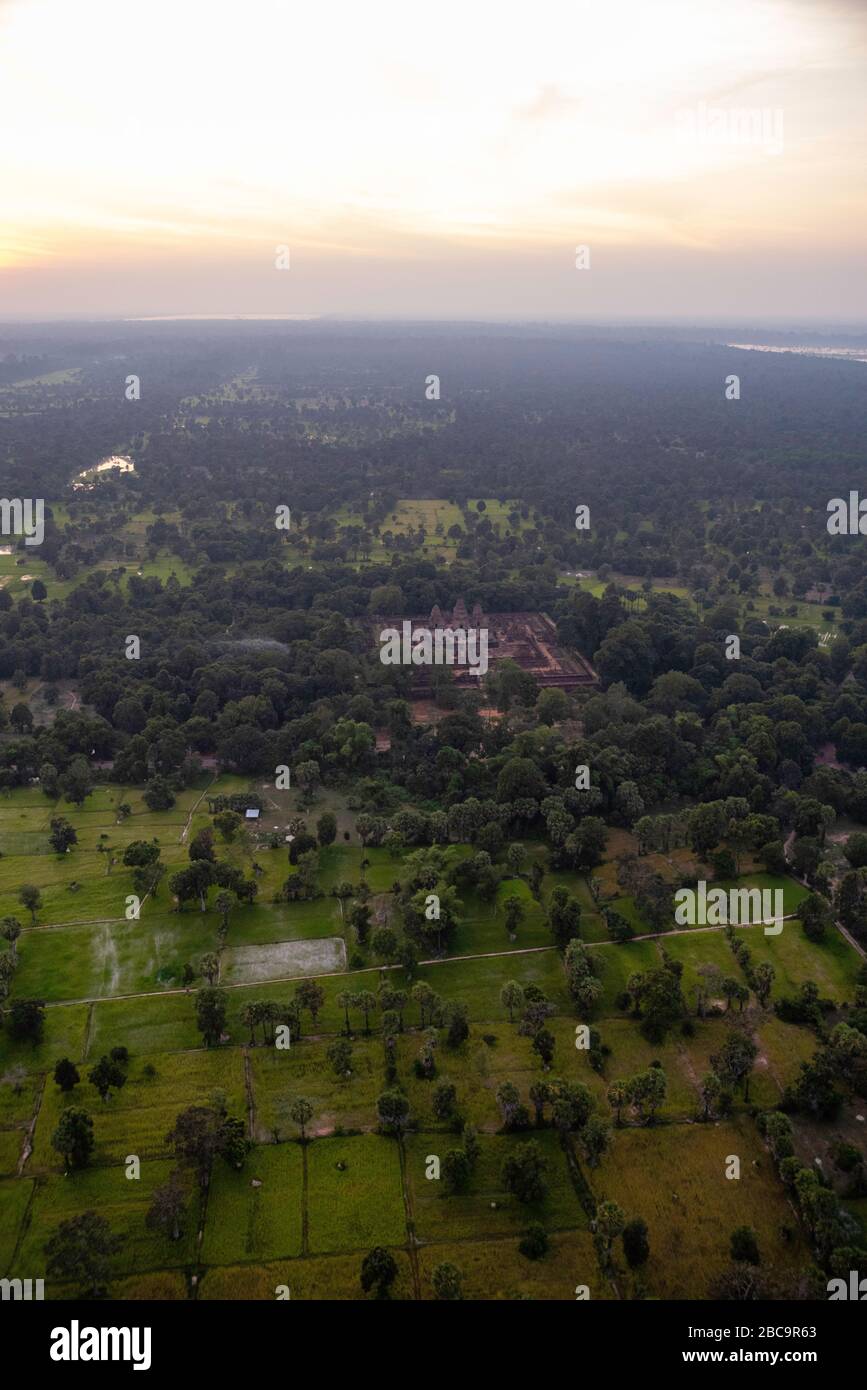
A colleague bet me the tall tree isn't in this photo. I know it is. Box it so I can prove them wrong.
[45,1211,123,1298]
[51,1107,95,1170]
[88,1055,127,1102]
[431,1262,464,1300]
[360,1246,398,1299]
[146,1171,188,1242]
[290,1097,314,1140]
[196,987,227,1046]
[53,1058,80,1093]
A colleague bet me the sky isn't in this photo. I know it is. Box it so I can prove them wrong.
[1,0,866,321]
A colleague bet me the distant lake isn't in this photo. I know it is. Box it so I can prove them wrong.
[73,455,136,489]
[727,343,867,363]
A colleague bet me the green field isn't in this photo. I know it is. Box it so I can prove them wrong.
[405,1130,586,1243]
[590,1117,809,1299]
[306,1134,405,1254]
[30,1050,246,1172]
[0,773,863,1301]
[202,1144,304,1264]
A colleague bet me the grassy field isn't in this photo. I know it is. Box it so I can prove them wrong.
[12,1160,199,1278]
[250,1037,383,1140]
[556,567,839,646]
[306,1133,405,1254]
[0,1129,24,1177]
[589,1116,809,1299]
[0,1178,33,1268]
[202,1144,304,1264]
[0,772,863,1300]
[405,1129,585,1243]
[415,1230,609,1300]
[197,1250,416,1300]
[30,1050,247,1172]
[325,497,535,569]
[0,1002,90,1072]
[653,918,862,1008]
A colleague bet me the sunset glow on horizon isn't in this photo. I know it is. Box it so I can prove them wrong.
[2,0,866,318]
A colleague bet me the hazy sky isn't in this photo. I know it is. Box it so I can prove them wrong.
[2,0,866,320]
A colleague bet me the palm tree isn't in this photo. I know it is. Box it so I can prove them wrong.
[200,952,219,985]
[290,1098,314,1141]
[411,982,434,1027]
[240,1002,257,1046]
[500,981,524,1022]
[607,1080,627,1127]
[356,990,377,1034]
[336,991,353,1036]
[262,1001,281,1045]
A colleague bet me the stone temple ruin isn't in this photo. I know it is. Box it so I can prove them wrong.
[371,597,599,694]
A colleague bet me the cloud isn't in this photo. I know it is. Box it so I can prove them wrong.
[1,0,865,316]
[516,85,585,121]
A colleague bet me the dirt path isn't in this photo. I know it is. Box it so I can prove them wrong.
[179,773,218,844]
[19,891,158,932]
[41,944,562,1009]
[676,1037,701,1097]
[37,903,860,1012]
[836,920,867,960]
[626,916,798,945]
[21,916,141,933]
[192,1178,211,1297]
[397,1136,422,1301]
[301,1146,310,1257]
[756,1044,783,1095]
[261,785,283,815]
[243,1047,256,1141]
[82,1001,95,1062]
[17,1072,46,1175]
